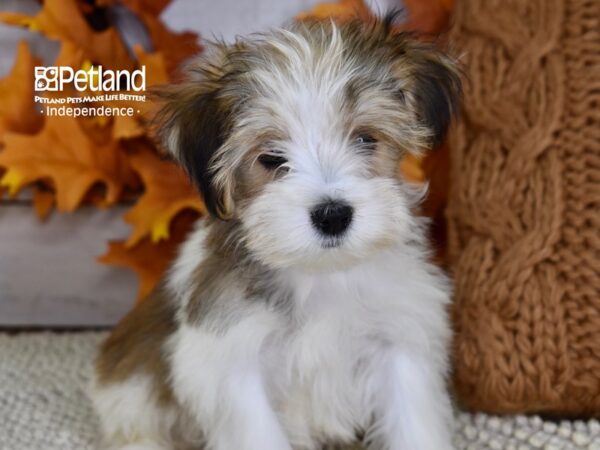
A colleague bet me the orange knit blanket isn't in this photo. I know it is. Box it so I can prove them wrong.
[447,0,600,415]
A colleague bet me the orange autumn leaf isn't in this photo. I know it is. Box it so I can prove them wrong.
[299,0,454,35]
[124,149,205,247]
[96,0,172,17]
[421,144,450,217]
[134,46,170,87]
[33,187,56,221]
[99,238,171,302]
[0,0,133,70]
[402,0,454,35]
[107,47,170,140]
[0,41,43,141]
[132,45,169,121]
[0,115,133,211]
[110,112,144,140]
[399,153,426,183]
[99,211,198,301]
[53,40,86,70]
[139,13,201,75]
[297,0,370,21]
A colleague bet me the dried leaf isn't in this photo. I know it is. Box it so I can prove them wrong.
[399,153,425,183]
[53,40,86,70]
[0,115,134,211]
[0,41,43,141]
[124,148,205,246]
[33,187,55,221]
[421,144,450,217]
[402,0,454,34]
[111,114,144,140]
[0,0,133,70]
[298,0,454,34]
[297,0,370,21]
[99,211,198,301]
[139,13,201,75]
[107,47,169,140]
[96,0,172,17]
[134,46,169,86]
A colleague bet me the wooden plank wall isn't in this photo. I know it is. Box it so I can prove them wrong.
[0,203,137,326]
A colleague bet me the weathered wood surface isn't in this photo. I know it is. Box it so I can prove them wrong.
[0,205,137,326]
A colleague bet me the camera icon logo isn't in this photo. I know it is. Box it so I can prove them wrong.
[34,66,59,91]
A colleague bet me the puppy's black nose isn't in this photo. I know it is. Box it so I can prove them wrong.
[310,200,353,236]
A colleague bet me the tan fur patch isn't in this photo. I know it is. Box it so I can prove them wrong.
[96,287,176,406]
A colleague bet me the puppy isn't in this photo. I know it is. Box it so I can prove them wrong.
[93,15,461,450]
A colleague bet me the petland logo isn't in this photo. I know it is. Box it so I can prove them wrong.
[34,65,147,118]
[35,65,146,92]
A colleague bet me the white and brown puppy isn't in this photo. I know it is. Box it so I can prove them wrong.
[93,15,461,450]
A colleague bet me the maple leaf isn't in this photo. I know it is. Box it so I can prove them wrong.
[0,115,134,211]
[297,0,370,21]
[298,0,454,34]
[0,40,43,141]
[402,0,454,34]
[53,40,87,73]
[124,147,205,246]
[0,0,133,70]
[421,145,450,217]
[135,46,170,86]
[399,153,425,183]
[99,211,198,301]
[96,0,172,17]
[139,13,201,75]
[110,114,144,140]
[105,47,170,140]
[33,187,56,221]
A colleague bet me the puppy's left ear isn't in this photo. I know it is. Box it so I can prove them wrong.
[402,43,463,149]
[154,50,236,220]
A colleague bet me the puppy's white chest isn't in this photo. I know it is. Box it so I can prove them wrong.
[278,316,370,446]
[270,276,386,446]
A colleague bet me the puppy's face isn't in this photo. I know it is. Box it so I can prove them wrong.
[159,17,461,271]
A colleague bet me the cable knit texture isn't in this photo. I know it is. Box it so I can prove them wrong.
[447,0,600,415]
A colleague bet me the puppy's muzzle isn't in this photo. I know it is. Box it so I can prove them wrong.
[310,200,353,237]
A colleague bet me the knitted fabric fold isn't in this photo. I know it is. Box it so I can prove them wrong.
[447,0,600,415]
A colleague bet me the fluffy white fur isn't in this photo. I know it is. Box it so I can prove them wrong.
[92,374,177,450]
[96,233,454,450]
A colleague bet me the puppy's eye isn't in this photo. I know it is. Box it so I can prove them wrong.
[355,133,377,148]
[258,153,288,170]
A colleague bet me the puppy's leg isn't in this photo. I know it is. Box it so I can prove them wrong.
[369,352,454,450]
[169,310,292,450]
[93,288,180,450]
[92,374,176,450]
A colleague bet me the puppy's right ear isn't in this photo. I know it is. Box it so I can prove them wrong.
[155,47,235,220]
